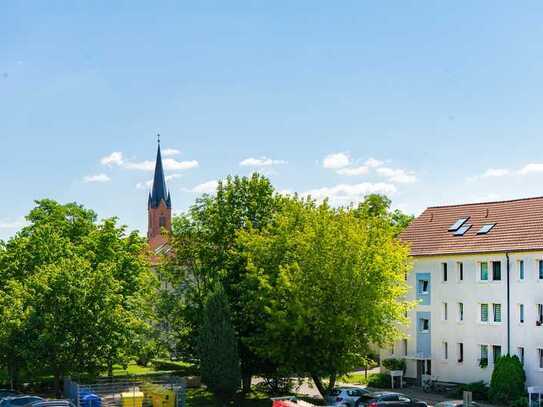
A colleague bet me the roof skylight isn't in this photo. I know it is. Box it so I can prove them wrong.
[453,224,472,236]
[448,217,470,232]
[477,223,496,235]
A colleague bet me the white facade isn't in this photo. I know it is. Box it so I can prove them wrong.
[383,251,543,386]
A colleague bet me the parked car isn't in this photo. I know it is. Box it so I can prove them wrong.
[354,392,428,407]
[0,392,19,400]
[326,387,371,406]
[435,402,479,407]
[0,396,43,407]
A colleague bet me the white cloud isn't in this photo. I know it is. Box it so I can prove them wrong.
[240,157,287,167]
[162,148,180,157]
[481,168,510,178]
[518,163,543,175]
[136,179,153,189]
[100,151,198,172]
[365,158,384,168]
[164,158,199,171]
[323,152,351,169]
[0,217,28,229]
[377,167,417,184]
[336,166,369,176]
[302,182,397,205]
[100,152,124,166]
[83,173,111,183]
[166,174,183,181]
[191,180,218,194]
[123,160,155,171]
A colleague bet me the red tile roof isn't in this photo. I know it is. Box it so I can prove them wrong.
[400,196,543,256]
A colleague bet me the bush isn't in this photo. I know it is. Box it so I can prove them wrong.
[489,355,525,404]
[511,397,528,407]
[449,381,489,401]
[255,375,295,395]
[367,373,391,388]
[382,358,406,372]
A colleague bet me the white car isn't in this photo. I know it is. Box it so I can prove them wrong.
[434,402,479,407]
[326,387,371,407]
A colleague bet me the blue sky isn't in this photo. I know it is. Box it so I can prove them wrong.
[3,1,543,240]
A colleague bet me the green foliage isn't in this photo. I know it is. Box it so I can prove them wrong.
[449,381,489,401]
[367,373,391,388]
[0,200,157,394]
[511,397,528,407]
[198,284,241,403]
[163,174,278,382]
[237,196,412,397]
[338,373,368,385]
[489,355,525,404]
[382,358,406,372]
[151,359,198,375]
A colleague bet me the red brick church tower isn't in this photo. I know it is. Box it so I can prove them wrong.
[147,136,172,253]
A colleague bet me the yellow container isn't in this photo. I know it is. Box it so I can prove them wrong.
[121,391,144,407]
[151,387,175,407]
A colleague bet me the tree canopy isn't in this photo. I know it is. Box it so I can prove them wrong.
[237,196,413,396]
[0,199,157,394]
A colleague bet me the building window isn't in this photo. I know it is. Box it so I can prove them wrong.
[159,216,166,227]
[443,341,448,360]
[443,303,448,321]
[518,347,525,366]
[492,261,502,281]
[442,263,448,282]
[421,318,430,332]
[539,260,543,280]
[480,262,489,281]
[457,262,464,281]
[481,303,489,322]
[538,304,543,326]
[493,345,502,363]
[539,349,543,369]
[458,302,464,321]
[419,279,429,294]
[519,260,525,280]
[458,343,464,363]
[520,304,525,323]
[493,304,502,323]
[402,339,407,356]
[480,345,489,366]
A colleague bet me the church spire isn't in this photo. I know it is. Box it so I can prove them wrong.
[148,134,171,209]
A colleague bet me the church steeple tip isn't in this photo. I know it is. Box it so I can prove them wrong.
[148,134,171,209]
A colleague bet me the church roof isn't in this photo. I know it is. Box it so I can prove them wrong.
[148,139,172,209]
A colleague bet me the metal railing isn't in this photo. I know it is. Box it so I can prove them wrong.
[64,375,186,407]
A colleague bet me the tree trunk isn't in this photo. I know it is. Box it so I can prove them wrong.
[107,359,113,377]
[311,374,327,398]
[54,371,62,398]
[327,373,336,393]
[311,373,336,399]
[241,373,252,394]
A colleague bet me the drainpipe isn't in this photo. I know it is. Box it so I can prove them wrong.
[506,252,511,355]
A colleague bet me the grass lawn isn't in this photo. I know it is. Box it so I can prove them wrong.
[337,372,369,385]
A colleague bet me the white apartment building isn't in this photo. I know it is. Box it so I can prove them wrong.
[383,197,543,386]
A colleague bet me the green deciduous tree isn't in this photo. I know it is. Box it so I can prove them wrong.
[237,197,413,398]
[0,200,157,394]
[198,284,241,405]
[163,174,278,390]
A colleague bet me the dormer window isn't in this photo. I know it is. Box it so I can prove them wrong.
[478,223,496,235]
[449,217,469,232]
